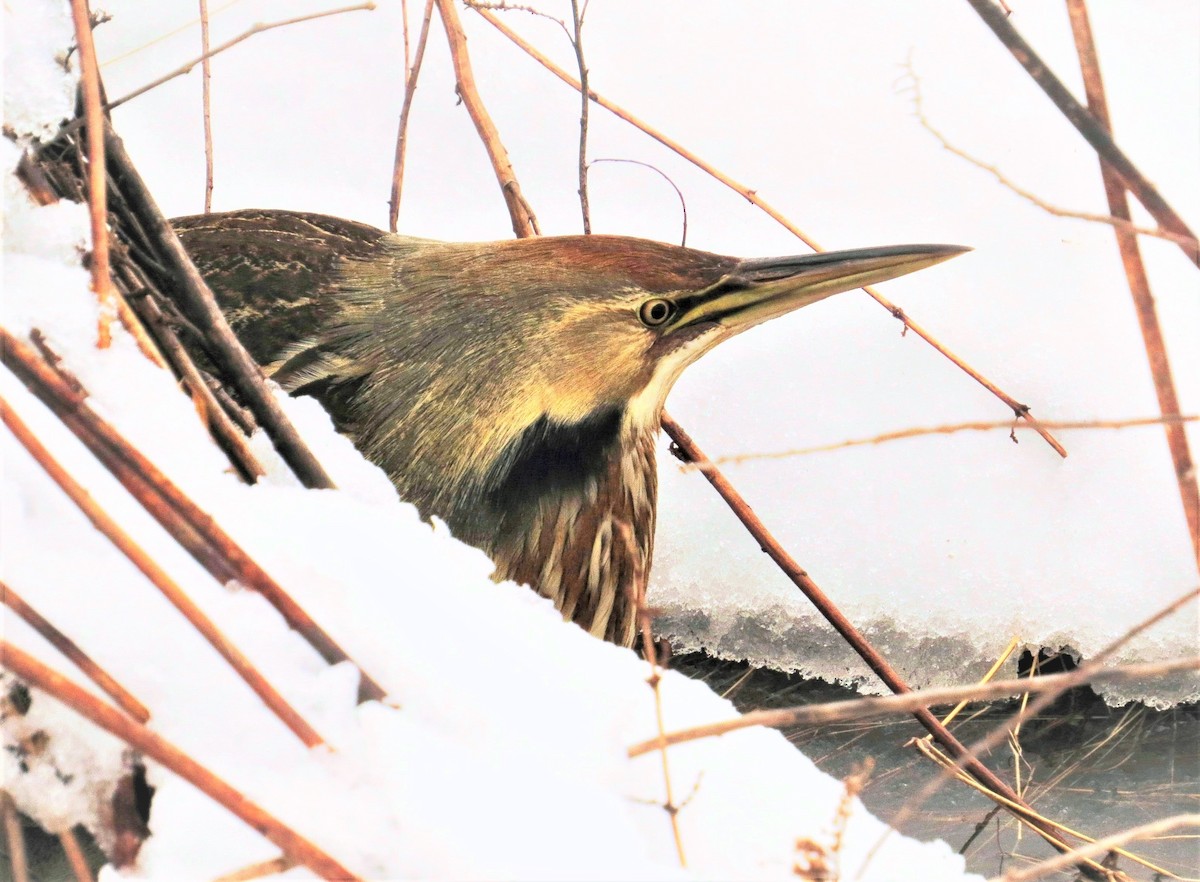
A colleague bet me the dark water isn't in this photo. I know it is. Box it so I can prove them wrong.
[673,652,1200,881]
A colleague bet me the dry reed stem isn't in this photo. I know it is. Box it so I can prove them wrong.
[435,0,539,238]
[59,827,94,882]
[568,0,590,233]
[616,522,687,867]
[869,586,1200,875]
[939,636,1019,729]
[104,3,378,114]
[102,122,336,490]
[0,643,360,882]
[0,393,325,749]
[473,7,1067,458]
[660,413,1077,856]
[627,657,1198,758]
[695,415,1199,468]
[0,329,385,704]
[1,792,29,882]
[0,580,151,723]
[963,0,1199,268]
[211,855,297,882]
[903,62,1197,251]
[388,0,436,232]
[199,0,214,213]
[989,814,1200,882]
[1065,0,1200,569]
[68,0,115,349]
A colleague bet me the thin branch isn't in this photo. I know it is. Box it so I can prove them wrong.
[0,393,326,749]
[901,61,1198,251]
[199,0,214,213]
[388,0,436,232]
[693,415,1200,468]
[1,793,29,882]
[989,815,1200,882]
[68,0,115,348]
[569,0,590,233]
[1065,0,1200,568]
[589,157,688,246]
[434,0,539,237]
[0,643,361,882]
[658,413,1078,857]
[0,328,386,704]
[865,585,1200,875]
[627,656,1198,758]
[963,0,1199,268]
[618,522,686,868]
[211,855,296,882]
[103,121,337,490]
[472,7,1067,458]
[104,3,377,114]
[59,827,94,882]
[0,580,151,723]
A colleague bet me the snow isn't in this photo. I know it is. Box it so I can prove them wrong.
[2,2,985,879]
[66,0,1200,708]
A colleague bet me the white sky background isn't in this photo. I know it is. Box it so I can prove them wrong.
[90,1,1199,702]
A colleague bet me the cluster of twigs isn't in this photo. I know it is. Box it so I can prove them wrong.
[2,1,1197,880]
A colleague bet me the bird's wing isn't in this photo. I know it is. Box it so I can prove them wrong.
[172,208,392,435]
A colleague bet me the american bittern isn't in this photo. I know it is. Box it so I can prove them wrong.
[174,210,966,646]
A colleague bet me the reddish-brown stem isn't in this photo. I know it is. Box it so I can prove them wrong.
[1,793,29,882]
[0,643,360,881]
[0,580,151,723]
[434,0,539,238]
[0,394,325,749]
[964,0,1199,268]
[1064,0,1200,568]
[59,827,93,882]
[68,0,115,348]
[0,328,386,704]
[473,8,1067,458]
[659,412,1076,855]
[388,0,436,232]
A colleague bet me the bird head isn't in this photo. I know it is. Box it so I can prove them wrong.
[314,234,966,541]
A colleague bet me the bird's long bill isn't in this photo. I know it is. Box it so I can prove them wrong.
[677,243,970,333]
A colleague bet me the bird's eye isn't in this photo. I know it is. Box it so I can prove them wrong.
[639,298,674,327]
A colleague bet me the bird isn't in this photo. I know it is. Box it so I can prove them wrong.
[173,209,967,647]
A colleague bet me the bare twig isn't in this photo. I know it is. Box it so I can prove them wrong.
[618,522,687,868]
[435,0,539,238]
[627,657,1198,757]
[0,580,151,723]
[1065,0,1200,568]
[68,0,115,348]
[104,3,377,114]
[0,643,361,882]
[569,0,590,232]
[659,413,1077,856]
[693,415,1200,468]
[902,61,1198,251]
[103,121,337,490]
[199,0,214,212]
[472,7,1067,458]
[388,0,435,232]
[1,792,29,882]
[59,827,94,882]
[211,855,297,882]
[988,814,1200,882]
[0,393,325,749]
[0,328,386,704]
[963,0,1199,268]
[589,157,688,246]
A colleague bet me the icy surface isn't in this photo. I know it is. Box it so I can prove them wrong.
[1,4,983,879]
[73,0,1200,707]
